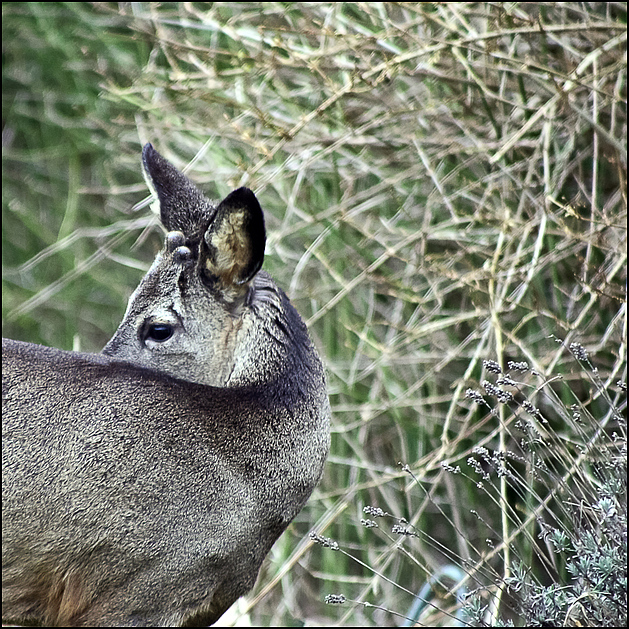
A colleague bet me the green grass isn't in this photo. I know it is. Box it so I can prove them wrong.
[3,3,626,626]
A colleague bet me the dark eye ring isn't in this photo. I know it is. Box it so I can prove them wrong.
[147,323,174,342]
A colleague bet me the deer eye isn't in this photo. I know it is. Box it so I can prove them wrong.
[146,323,174,342]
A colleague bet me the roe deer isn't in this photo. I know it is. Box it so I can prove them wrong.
[2,144,331,627]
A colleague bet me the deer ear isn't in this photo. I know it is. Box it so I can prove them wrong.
[142,143,214,236]
[199,187,266,289]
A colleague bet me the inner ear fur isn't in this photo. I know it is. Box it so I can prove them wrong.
[200,187,266,288]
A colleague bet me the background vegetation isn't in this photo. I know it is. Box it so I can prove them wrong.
[3,3,626,626]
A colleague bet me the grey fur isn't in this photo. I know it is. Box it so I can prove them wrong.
[2,144,330,627]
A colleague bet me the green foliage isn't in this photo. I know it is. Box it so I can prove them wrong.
[3,2,626,626]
